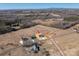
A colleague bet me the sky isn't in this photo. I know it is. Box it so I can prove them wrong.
[0,3,79,9]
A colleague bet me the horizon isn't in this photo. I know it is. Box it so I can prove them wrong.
[0,3,79,10]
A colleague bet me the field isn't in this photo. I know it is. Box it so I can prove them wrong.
[0,9,79,56]
[0,24,79,56]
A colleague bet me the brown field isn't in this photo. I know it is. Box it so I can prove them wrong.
[0,24,79,56]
